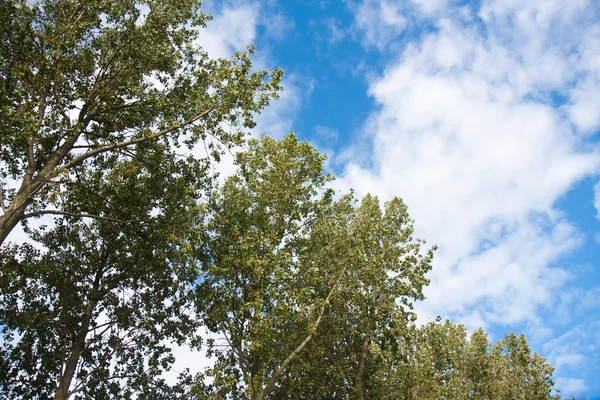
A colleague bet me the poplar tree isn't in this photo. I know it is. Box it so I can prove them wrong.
[0,0,281,246]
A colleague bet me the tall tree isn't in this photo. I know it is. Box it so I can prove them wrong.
[270,194,434,400]
[0,143,207,399]
[0,0,281,397]
[193,134,435,400]
[0,0,282,246]
[194,134,339,400]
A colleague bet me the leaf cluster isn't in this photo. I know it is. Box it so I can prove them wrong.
[373,319,569,400]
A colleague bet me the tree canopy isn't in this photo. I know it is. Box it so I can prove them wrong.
[376,318,566,400]
[0,1,571,399]
[0,0,281,245]
[1,150,205,398]
[191,135,434,399]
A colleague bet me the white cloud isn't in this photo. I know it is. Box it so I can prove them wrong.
[543,321,600,396]
[263,12,295,41]
[339,0,600,331]
[254,74,311,140]
[555,378,588,396]
[566,24,600,134]
[422,219,579,325]
[313,125,339,145]
[555,353,586,369]
[196,3,259,59]
[478,0,590,27]
[325,18,347,44]
[408,0,448,16]
[478,0,600,136]
[578,286,600,311]
[350,0,408,49]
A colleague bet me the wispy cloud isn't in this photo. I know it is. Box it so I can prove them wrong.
[543,321,600,396]
[195,1,260,59]
[263,12,296,41]
[338,0,600,333]
[324,18,347,44]
[347,0,408,49]
[556,378,588,397]
[254,73,311,139]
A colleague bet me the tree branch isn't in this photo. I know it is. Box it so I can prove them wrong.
[258,266,348,400]
[22,209,139,224]
[26,135,37,179]
[69,0,93,25]
[29,72,53,179]
[0,188,7,214]
[344,304,357,364]
[222,328,254,398]
[87,318,118,334]
[56,100,224,175]
[355,332,371,400]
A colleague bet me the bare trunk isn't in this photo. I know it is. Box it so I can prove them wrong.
[54,300,95,400]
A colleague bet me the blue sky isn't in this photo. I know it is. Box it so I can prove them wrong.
[191,0,600,397]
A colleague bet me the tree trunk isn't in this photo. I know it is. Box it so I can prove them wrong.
[255,325,319,400]
[0,127,85,247]
[54,300,96,400]
[0,177,44,246]
[355,336,370,400]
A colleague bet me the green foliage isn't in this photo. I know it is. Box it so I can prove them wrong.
[0,0,282,245]
[267,193,435,400]
[0,146,205,398]
[195,134,335,399]
[193,134,435,400]
[375,319,567,400]
[0,0,280,398]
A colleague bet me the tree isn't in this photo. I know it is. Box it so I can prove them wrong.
[0,0,282,246]
[194,134,339,400]
[269,194,434,400]
[0,145,207,399]
[193,134,435,400]
[0,0,281,398]
[376,318,568,400]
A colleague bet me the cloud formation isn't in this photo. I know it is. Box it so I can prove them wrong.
[195,2,259,59]
[338,0,600,336]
